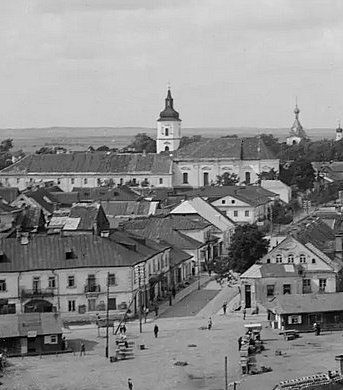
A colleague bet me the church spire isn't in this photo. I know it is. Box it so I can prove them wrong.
[158,87,181,121]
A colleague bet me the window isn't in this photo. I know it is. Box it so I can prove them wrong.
[33,277,40,291]
[48,276,56,289]
[67,276,75,288]
[234,210,238,217]
[88,299,96,312]
[245,172,251,184]
[159,178,163,185]
[108,274,116,286]
[283,284,291,294]
[312,258,316,264]
[108,298,117,310]
[303,279,311,294]
[221,199,226,204]
[276,254,282,263]
[16,178,20,184]
[71,178,75,185]
[288,315,302,325]
[299,254,306,263]
[203,172,209,186]
[132,178,137,185]
[319,279,326,293]
[0,280,6,292]
[165,146,169,151]
[267,285,275,297]
[231,200,235,204]
[183,172,188,184]
[287,254,294,263]
[68,300,76,312]
[245,210,250,217]
[266,258,271,263]
[165,128,169,136]
[44,335,58,344]
[84,178,88,185]
[120,178,123,185]
[57,178,61,185]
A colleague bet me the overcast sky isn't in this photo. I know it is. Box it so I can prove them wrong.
[0,0,343,129]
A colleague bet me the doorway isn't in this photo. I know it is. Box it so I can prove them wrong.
[245,285,251,308]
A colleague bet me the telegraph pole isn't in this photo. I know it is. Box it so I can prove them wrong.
[138,270,142,333]
[105,272,110,358]
[224,356,228,390]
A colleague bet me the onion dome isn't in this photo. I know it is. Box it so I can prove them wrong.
[337,121,343,133]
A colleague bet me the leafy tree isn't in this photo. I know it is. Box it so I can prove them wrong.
[212,257,233,285]
[228,224,269,274]
[179,135,203,148]
[127,133,156,153]
[280,159,315,192]
[97,145,110,152]
[36,146,55,154]
[260,134,281,155]
[270,200,293,224]
[215,172,239,186]
[257,168,279,182]
[0,139,13,153]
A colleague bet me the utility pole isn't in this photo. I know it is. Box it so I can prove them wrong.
[138,269,142,333]
[224,356,228,390]
[105,272,110,358]
[198,254,201,290]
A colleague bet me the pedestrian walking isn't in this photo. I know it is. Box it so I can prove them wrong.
[243,308,246,320]
[222,302,227,315]
[154,324,159,338]
[80,342,86,357]
[154,305,159,316]
[208,317,212,330]
[128,378,133,390]
[238,336,242,351]
[122,323,127,334]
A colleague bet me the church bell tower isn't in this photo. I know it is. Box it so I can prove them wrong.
[157,88,182,153]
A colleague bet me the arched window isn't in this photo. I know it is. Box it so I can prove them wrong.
[183,172,188,184]
[288,254,294,263]
[299,254,306,263]
[165,146,169,151]
[276,254,282,263]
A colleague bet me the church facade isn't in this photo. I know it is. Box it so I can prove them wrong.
[0,88,280,190]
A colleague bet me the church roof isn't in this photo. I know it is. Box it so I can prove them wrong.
[1,152,173,175]
[175,137,276,160]
[158,89,181,122]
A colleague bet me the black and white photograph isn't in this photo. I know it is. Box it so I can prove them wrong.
[1,1,343,389]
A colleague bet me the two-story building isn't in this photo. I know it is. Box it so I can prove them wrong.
[182,187,276,225]
[0,233,171,320]
[240,217,343,309]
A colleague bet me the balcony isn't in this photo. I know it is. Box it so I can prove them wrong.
[84,284,101,296]
[21,288,54,299]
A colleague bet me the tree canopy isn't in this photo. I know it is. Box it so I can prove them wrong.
[228,224,269,274]
[215,172,239,186]
[179,135,203,148]
[127,133,156,153]
[280,159,315,192]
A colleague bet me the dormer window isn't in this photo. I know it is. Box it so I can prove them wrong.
[288,254,294,263]
[300,254,306,263]
[65,248,73,260]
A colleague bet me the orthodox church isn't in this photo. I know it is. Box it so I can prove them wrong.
[286,103,308,146]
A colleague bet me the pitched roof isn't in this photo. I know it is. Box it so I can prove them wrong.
[183,186,276,206]
[268,292,343,315]
[0,187,20,203]
[101,200,157,217]
[65,202,109,231]
[50,192,80,206]
[1,152,173,175]
[175,137,276,160]
[0,234,149,272]
[124,216,205,250]
[72,185,140,202]
[23,188,59,214]
[0,313,63,338]
[241,263,298,279]
[170,197,235,231]
[170,247,193,266]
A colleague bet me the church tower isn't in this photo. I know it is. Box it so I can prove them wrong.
[336,122,343,142]
[157,88,182,153]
